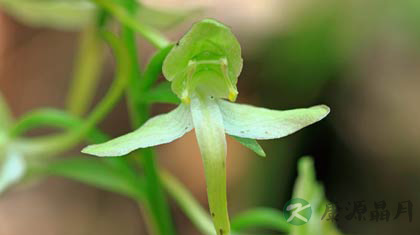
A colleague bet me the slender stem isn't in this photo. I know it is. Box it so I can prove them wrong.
[119,1,176,234]
[15,31,130,157]
[66,26,104,117]
[8,109,108,143]
[138,202,159,235]
[136,148,175,235]
[0,91,12,130]
[160,169,216,235]
[92,0,170,49]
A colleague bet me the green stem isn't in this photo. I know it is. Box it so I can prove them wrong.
[119,1,176,234]
[8,108,108,143]
[0,91,12,131]
[66,26,104,117]
[136,148,175,235]
[137,202,159,235]
[15,31,130,157]
[92,0,170,49]
[160,169,216,235]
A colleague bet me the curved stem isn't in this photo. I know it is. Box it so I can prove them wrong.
[160,169,216,235]
[92,0,170,49]
[66,26,105,117]
[15,31,130,157]
[8,108,108,143]
[190,94,230,235]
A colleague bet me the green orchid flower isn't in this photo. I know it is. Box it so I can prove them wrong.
[82,18,330,235]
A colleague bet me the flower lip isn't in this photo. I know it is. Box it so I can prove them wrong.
[180,58,238,103]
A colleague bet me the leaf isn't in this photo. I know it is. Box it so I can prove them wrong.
[190,94,229,235]
[162,18,242,101]
[140,45,174,90]
[0,149,25,194]
[9,108,108,143]
[82,104,193,157]
[290,157,344,235]
[138,4,202,30]
[0,0,96,30]
[231,208,290,233]
[218,100,330,140]
[42,157,145,199]
[140,82,180,104]
[230,136,266,157]
[0,0,197,31]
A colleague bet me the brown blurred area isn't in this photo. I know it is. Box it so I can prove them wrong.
[1,0,420,234]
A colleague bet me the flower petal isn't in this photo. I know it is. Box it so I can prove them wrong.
[82,104,192,157]
[190,95,230,235]
[218,100,330,140]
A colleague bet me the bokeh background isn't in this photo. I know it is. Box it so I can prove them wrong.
[1,0,420,234]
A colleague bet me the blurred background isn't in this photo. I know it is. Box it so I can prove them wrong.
[1,0,420,234]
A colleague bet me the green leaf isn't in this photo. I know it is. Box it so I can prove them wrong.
[41,157,145,199]
[140,45,174,90]
[138,4,202,30]
[218,100,330,140]
[0,149,25,194]
[231,208,290,233]
[0,0,197,31]
[82,104,192,157]
[0,0,96,30]
[290,157,344,235]
[163,18,242,102]
[230,136,266,157]
[190,94,229,235]
[9,108,108,143]
[140,82,180,104]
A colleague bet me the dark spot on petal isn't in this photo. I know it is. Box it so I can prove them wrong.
[176,41,180,46]
[240,131,244,134]
[219,229,224,235]
[211,212,215,217]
